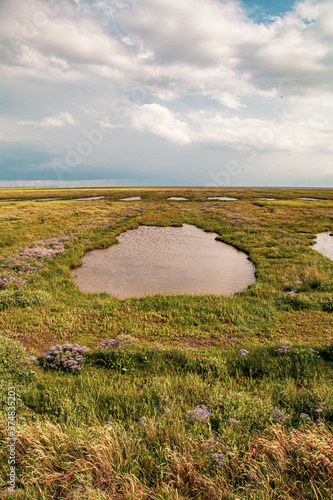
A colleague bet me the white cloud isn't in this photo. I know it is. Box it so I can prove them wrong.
[130,104,193,145]
[18,112,76,128]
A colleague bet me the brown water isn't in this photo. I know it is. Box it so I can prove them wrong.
[71,224,256,299]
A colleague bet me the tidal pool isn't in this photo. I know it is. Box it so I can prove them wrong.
[167,197,188,200]
[207,197,238,201]
[298,197,323,201]
[119,196,141,201]
[72,224,256,299]
[73,196,105,201]
[313,233,333,261]
[31,198,61,202]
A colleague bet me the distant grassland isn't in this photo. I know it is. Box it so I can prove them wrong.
[0,187,332,499]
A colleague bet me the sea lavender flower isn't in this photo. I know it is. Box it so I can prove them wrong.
[203,436,222,448]
[309,348,319,354]
[96,339,116,349]
[41,343,90,372]
[211,453,225,468]
[96,335,138,351]
[239,349,249,356]
[300,413,311,422]
[275,345,290,353]
[271,409,290,422]
[188,405,212,422]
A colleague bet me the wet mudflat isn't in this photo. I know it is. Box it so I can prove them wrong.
[72,224,256,299]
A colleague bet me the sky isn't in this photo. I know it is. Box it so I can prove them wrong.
[0,0,332,188]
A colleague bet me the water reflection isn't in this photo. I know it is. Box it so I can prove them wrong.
[207,197,238,201]
[167,197,188,200]
[119,197,141,201]
[313,233,333,261]
[73,196,105,201]
[72,224,256,299]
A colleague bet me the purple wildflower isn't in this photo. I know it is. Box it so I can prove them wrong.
[276,345,290,353]
[41,343,90,372]
[203,436,222,448]
[300,413,311,422]
[271,409,289,422]
[188,405,212,422]
[211,452,225,468]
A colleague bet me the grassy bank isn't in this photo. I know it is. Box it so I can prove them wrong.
[0,187,332,499]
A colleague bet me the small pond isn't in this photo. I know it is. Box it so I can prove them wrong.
[313,232,333,261]
[31,198,61,202]
[298,198,323,201]
[119,196,141,201]
[73,196,105,201]
[207,197,238,201]
[71,224,256,299]
[167,197,188,200]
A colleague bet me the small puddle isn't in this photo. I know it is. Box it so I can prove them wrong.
[119,196,141,201]
[31,197,61,202]
[167,197,188,200]
[73,196,105,201]
[207,197,238,201]
[71,224,256,299]
[298,198,323,201]
[313,233,333,261]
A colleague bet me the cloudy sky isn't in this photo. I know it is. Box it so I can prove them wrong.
[0,0,332,187]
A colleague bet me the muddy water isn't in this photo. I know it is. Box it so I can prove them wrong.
[313,233,333,260]
[72,224,256,299]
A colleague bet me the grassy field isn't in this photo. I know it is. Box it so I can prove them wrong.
[0,187,332,499]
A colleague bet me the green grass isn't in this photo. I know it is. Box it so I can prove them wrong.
[0,187,333,499]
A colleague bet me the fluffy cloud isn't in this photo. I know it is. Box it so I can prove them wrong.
[130,104,193,145]
[18,112,76,128]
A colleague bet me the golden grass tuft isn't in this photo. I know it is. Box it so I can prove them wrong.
[229,425,333,499]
